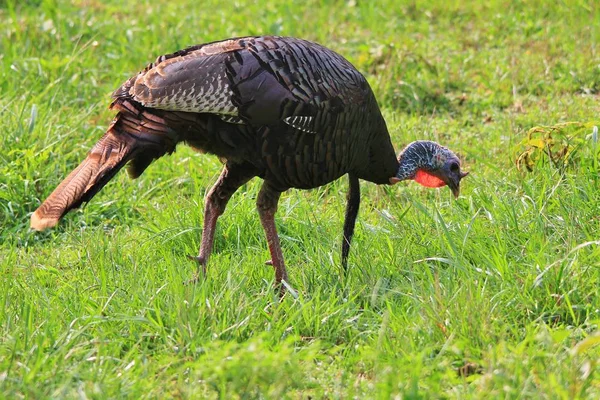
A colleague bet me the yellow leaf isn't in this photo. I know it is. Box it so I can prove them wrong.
[572,332,600,355]
[527,138,546,149]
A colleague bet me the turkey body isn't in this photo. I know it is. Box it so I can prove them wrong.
[112,36,398,188]
[32,36,404,288]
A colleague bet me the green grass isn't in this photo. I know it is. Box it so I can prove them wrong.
[1,0,600,398]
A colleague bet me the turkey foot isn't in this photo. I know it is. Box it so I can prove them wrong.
[185,255,208,285]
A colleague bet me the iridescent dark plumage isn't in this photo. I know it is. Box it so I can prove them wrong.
[31,36,467,289]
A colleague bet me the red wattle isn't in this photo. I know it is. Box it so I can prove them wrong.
[414,169,446,188]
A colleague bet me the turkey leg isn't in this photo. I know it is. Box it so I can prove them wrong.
[188,162,256,281]
[341,174,360,271]
[256,183,289,289]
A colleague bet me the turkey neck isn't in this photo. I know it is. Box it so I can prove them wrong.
[345,107,398,185]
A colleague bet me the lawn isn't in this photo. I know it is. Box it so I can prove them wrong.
[1,0,599,398]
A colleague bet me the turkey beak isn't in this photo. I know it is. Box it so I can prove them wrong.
[448,180,460,199]
[449,171,469,198]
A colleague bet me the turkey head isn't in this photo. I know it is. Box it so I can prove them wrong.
[389,140,468,198]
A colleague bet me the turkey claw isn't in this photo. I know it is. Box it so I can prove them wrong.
[184,271,202,286]
[265,259,273,266]
[186,254,207,285]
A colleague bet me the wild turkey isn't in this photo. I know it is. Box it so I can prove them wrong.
[31,36,468,288]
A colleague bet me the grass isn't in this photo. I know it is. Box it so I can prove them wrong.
[1,0,600,398]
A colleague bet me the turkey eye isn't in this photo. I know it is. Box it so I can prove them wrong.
[450,162,459,172]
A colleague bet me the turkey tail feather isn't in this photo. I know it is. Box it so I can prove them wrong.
[31,98,178,231]
[30,130,136,231]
